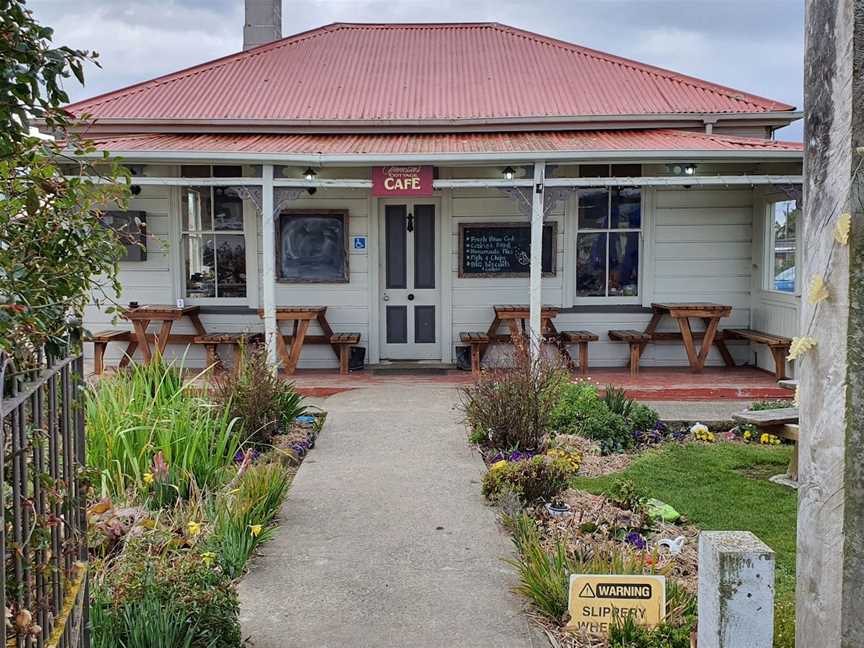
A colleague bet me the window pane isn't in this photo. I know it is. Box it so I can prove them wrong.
[184,234,216,298]
[213,165,243,178]
[579,164,609,178]
[611,164,642,177]
[610,187,641,228]
[180,165,211,178]
[772,200,798,292]
[609,232,640,296]
[183,188,212,231]
[213,187,243,231]
[214,234,246,297]
[578,188,608,229]
[576,232,607,297]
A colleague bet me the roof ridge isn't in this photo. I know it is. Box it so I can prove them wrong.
[486,24,792,112]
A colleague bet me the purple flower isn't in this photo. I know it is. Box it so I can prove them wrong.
[625,532,647,550]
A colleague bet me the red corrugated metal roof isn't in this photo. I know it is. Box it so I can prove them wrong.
[66,23,794,124]
[82,130,803,157]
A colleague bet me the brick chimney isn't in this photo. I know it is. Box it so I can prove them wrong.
[243,0,282,50]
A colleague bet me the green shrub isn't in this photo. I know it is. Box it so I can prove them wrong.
[210,461,292,578]
[92,549,240,648]
[85,360,242,500]
[482,455,573,503]
[467,427,488,445]
[119,594,198,648]
[602,385,635,419]
[459,341,567,451]
[609,617,693,648]
[506,514,571,620]
[609,478,646,512]
[550,382,659,453]
[628,403,660,433]
[211,344,307,446]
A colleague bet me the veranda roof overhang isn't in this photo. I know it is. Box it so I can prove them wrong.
[67,129,803,167]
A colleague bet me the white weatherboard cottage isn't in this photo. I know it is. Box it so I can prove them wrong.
[58,7,804,375]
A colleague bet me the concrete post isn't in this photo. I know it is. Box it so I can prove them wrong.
[797,2,864,646]
[697,532,775,648]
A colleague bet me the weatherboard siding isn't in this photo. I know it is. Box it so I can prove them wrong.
[447,186,756,368]
[81,169,801,371]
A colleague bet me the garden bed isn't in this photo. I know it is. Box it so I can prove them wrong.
[459,346,797,648]
[84,347,322,648]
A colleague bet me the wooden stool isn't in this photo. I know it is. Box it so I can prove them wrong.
[459,332,490,376]
[557,330,599,376]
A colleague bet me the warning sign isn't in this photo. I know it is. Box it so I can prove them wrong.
[566,574,666,635]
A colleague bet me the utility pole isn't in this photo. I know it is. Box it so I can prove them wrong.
[796,2,863,646]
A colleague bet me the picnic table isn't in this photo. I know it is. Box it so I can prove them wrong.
[467,305,596,373]
[486,304,562,347]
[257,306,339,374]
[610,302,734,375]
[644,302,734,372]
[120,304,207,368]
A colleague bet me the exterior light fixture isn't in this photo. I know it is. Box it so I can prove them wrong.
[667,163,698,176]
[303,167,317,182]
[503,166,515,181]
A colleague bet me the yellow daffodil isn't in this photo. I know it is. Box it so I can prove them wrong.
[249,524,263,538]
[834,213,851,246]
[787,336,817,361]
[186,521,202,537]
[743,430,752,440]
[201,551,216,567]
[807,276,830,305]
[143,472,154,486]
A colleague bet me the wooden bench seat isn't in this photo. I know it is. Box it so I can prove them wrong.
[733,407,800,479]
[330,333,362,374]
[460,332,490,376]
[724,329,792,379]
[608,329,651,377]
[556,330,598,376]
[86,330,132,375]
[192,333,264,372]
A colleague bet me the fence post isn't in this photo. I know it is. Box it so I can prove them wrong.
[697,531,775,648]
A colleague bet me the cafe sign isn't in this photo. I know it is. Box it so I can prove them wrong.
[566,574,666,635]
[372,166,434,197]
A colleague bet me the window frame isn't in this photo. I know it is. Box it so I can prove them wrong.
[173,184,258,307]
[763,198,800,296]
[572,180,645,305]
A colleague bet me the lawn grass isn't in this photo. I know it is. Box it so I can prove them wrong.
[572,441,797,647]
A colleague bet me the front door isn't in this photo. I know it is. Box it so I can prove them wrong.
[379,201,440,360]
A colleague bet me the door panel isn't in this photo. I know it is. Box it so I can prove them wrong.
[380,202,441,360]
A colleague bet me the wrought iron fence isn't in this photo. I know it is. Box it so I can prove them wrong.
[1,354,88,648]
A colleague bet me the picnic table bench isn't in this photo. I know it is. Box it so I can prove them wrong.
[192,333,264,372]
[733,407,800,480]
[724,329,792,379]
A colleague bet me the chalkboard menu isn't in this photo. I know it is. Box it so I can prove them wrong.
[277,210,349,283]
[459,222,557,277]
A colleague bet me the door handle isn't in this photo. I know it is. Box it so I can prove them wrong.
[407,294,415,301]
[383,294,390,302]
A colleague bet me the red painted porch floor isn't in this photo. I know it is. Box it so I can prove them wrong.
[287,366,792,401]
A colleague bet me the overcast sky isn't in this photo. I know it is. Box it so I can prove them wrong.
[29,0,804,140]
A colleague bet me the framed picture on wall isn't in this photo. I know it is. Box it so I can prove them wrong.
[276,209,349,283]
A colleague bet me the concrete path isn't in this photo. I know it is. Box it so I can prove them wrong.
[238,385,543,648]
